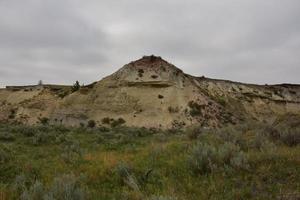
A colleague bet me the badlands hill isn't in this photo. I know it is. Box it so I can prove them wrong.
[0,55,300,129]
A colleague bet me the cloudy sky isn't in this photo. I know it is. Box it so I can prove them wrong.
[0,0,299,87]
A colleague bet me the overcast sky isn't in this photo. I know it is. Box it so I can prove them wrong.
[0,0,299,87]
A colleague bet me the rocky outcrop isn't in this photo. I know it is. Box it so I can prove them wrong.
[0,55,299,128]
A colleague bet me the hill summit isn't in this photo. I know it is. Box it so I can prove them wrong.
[0,56,299,128]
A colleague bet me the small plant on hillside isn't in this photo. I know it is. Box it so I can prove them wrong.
[158,94,164,99]
[111,118,126,128]
[38,117,49,125]
[8,109,16,119]
[71,80,81,93]
[87,120,96,128]
[188,101,204,117]
[101,117,111,124]
[216,96,226,106]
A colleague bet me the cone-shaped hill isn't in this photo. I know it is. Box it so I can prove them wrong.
[1,55,300,128]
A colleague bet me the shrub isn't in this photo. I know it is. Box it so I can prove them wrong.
[188,101,203,117]
[215,126,247,150]
[20,181,44,200]
[32,132,52,145]
[186,126,202,140]
[114,162,140,192]
[187,143,217,174]
[216,96,226,106]
[158,94,164,99]
[261,123,300,147]
[111,118,126,128]
[45,174,86,200]
[71,81,81,93]
[187,142,249,175]
[87,120,96,128]
[61,141,83,164]
[101,117,111,124]
[39,117,49,125]
[15,174,87,200]
[279,128,300,146]
[20,127,37,137]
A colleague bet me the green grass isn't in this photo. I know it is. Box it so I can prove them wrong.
[0,123,299,199]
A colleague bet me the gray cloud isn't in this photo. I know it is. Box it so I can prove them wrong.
[0,0,299,87]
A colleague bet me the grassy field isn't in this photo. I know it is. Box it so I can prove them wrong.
[0,120,299,199]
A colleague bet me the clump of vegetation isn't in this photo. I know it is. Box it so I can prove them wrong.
[279,128,300,146]
[13,174,87,200]
[0,132,15,142]
[101,117,111,124]
[87,120,96,128]
[158,94,164,99]
[188,101,204,117]
[216,96,226,106]
[61,141,83,164]
[114,162,140,192]
[187,142,249,175]
[8,109,16,119]
[111,118,126,128]
[186,126,202,140]
[38,117,49,125]
[71,80,81,93]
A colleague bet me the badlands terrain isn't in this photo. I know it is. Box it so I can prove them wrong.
[0,55,299,128]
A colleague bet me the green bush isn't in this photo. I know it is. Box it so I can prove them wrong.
[187,142,249,175]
